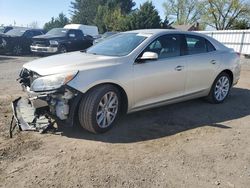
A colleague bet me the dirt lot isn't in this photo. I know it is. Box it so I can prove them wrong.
[0,55,250,188]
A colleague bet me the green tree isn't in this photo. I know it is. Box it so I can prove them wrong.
[106,0,135,14]
[163,0,201,25]
[200,0,250,30]
[70,0,106,25]
[95,6,127,33]
[70,0,135,26]
[94,5,108,33]
[93,0,136,33]
[128,1,161,30]
[44,13,69,31]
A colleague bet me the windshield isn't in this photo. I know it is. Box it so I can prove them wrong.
[87,33,149,56]
[6,28,27,36]
[46,28,68,36]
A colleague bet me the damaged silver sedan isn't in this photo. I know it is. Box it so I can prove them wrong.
[12,29,241,134]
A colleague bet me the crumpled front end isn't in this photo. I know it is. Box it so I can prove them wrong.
[10,68,81,136]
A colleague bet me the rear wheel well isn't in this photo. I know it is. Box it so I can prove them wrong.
[220,70,233,85]
[84,83,128,114]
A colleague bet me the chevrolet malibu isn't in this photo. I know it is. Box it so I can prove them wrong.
[17,29,241,133]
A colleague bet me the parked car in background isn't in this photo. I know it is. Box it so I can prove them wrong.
[93,31,118,44]
[0,26,14,34]
[17,29,241,134]
[0,28,45,55]
[31,28,94,55]
[64,24,99,38]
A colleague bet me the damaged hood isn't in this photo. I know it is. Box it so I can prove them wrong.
[23,51,120,76]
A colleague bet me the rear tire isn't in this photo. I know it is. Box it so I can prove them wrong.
[207,72,232,104]
[78,85,121,133]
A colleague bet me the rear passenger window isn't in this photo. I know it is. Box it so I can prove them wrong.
[206,40,216,52]
[186,35,207,55]
[145,34,181,59]
[184,35,216,55]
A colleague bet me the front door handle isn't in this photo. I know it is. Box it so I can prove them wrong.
[175,65,184,71]
[210,60,217,64]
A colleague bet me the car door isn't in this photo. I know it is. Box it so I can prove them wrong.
[183,34,220,95]
[133,34,187,109]
[82,34,93,50]
[67,30,79,51]
[74,30,86,50]
[22,30,34,52]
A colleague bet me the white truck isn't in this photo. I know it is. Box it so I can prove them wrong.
[64,24,99,38]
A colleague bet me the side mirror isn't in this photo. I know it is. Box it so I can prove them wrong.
[137,52,158,62]
[69,34,75,38]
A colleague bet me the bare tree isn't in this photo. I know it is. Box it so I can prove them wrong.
[201,0,250,30]
[163,0,201,25]
[29,21,39,28]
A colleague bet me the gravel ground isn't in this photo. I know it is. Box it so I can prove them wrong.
[0,55,250,188]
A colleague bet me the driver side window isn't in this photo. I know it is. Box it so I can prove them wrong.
[145,34,181,59]
[23,30,33,38]
[68,30,76,38]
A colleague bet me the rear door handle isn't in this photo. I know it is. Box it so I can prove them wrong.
[210,60,217,64]
[175,65,184,71]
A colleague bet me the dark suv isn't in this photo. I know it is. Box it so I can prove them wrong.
[31,28,93,54]
[0,28,45,55]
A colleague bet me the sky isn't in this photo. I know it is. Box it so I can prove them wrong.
[0,0,165,28]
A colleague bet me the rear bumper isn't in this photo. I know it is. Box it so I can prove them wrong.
[30,45,58,53]
[232,61,241,86]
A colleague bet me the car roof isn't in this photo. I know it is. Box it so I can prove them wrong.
[125,29,229,51]
[50,28,81,31]
[126,29,172,34]
[29,29,44,31]
[125,29,206,36]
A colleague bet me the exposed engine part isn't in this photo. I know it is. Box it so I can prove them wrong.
[52,89,75,120]
[62,89,74,100]
[56,101,69,120]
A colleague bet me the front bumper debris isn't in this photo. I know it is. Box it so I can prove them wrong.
[10,97,55,138]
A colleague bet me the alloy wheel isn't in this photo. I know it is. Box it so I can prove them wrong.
[214,76,230,101]
[96,91,119,128]
[60,47,67,53]
[13,45,22,55]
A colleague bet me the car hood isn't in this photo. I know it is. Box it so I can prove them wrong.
[23,51,121,76]
[0,34,19,39]
[0,33,7,37]
[33,34,65,39]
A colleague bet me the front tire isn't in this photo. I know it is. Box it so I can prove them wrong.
[78,85,121,133]
[207,72,232,103]
[58,45,67,53]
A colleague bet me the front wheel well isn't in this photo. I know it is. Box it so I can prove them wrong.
[84,83,128,114]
